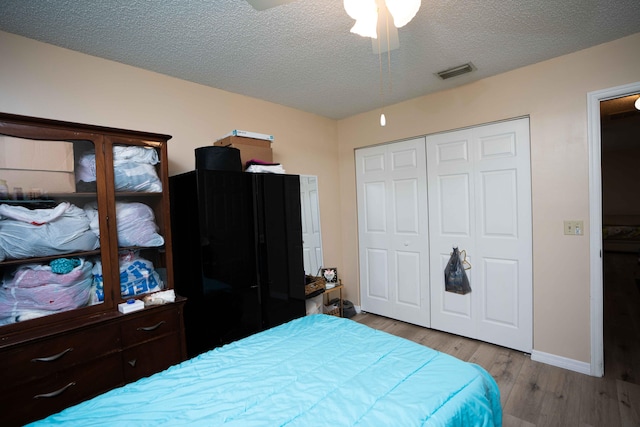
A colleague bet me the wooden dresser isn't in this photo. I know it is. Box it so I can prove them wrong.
[0,113,186,426]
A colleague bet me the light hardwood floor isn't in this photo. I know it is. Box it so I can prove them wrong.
[352,251,640,427]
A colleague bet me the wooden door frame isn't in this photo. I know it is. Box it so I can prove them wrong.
[588,81,640,377]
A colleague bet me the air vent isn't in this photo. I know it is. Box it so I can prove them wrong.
[436,63,475,80]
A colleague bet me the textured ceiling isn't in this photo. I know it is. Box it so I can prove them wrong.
[0,0,639,120]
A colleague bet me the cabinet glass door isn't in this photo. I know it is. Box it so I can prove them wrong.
[0,135,104,327]
[108,140,169,302]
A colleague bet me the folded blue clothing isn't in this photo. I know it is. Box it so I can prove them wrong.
[50,258,81,274]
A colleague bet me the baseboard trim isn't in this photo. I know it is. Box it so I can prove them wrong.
[531,350,591,375]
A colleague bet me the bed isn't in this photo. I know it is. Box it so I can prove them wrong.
[603,215,640,253]
[28,314,502,426]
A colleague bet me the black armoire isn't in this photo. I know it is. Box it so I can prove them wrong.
[169,170,305,357]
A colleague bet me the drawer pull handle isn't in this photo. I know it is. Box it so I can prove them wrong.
[31,347,73,363]
[34,382,76,399]
[137,320,166,332]
[128,359,137,367]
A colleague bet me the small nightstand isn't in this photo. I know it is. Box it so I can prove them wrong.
[323,283,343,317]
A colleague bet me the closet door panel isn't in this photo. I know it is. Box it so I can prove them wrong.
[395,250,421,307]
[428,129,476,337]
[483,258,519,327]
[428,118,532,353]
[364,181,387,232]
[357,138,430,327]
[437,174,471,236]
[480,169,518,237]
[362,248,390,315]
[473,119,532,353]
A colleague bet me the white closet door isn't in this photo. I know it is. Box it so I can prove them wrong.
[356,138,430,327]
[427,118,532,353]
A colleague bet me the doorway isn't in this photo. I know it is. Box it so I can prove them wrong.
[588,82,640,377]
[601,94,640,384]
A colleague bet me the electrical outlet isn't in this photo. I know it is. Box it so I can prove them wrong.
[563,220,584,236]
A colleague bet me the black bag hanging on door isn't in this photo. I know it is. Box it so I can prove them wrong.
[444,247,472,295]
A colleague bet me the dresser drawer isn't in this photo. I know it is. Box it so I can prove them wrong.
[122,332,183,383]
[0,323,120,390]
[0,352,123,426]
[119,306,179,348]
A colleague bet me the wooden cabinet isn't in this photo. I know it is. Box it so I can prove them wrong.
[120,303,184,382]
[1,322,121,386]
[0,301,185,425]
[0,113,186,426]
[0,340,123,426]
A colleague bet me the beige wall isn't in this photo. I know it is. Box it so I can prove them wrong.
[337,32,640,363]
[3,27,640,365]
[0,30,343,274]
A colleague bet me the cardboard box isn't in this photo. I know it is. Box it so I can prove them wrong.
[219,130,274,141]
[0,135,76,193]
[213,136,273,169]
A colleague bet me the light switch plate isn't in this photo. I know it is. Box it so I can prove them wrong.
[563,220,584,235]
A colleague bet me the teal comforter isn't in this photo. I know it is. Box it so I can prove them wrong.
[29,315,502,426]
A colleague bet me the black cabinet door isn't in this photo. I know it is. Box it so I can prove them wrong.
[169,171,203,298]
[196,170,262,347]
[253,174,306,328]
[170,171,261,356]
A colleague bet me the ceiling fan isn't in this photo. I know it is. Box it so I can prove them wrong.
[245,0,402,54]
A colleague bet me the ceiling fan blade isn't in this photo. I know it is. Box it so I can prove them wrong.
[246,0,297,11]
[372,2,399,54]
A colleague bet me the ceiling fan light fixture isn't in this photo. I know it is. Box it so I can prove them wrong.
[635,96,640,111]
[344,0,421,39]
[344,0,379,38]
[384,0,421,28]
